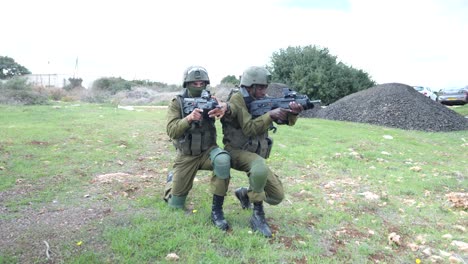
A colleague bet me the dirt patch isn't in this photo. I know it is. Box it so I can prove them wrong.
[29,140,50,146]
[0,170,166,263]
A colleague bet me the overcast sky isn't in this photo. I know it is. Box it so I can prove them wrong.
[2,0,467,90]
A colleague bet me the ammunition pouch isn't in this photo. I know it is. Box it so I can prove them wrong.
[173,94,217,156]
[241,135,273,159]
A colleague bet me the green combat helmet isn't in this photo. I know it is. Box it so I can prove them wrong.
[240,66,271,87]
[183,66,210,88]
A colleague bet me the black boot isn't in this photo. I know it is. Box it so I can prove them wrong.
[250,202,272,238]
[211,195,230,231]
[234,187,252,209]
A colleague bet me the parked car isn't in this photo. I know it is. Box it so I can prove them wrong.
[438,87,467,105]
[413,86,438,101]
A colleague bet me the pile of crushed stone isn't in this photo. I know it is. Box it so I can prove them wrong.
[299,83,468,132]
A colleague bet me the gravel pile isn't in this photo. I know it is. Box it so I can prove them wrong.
[301,83,468,132]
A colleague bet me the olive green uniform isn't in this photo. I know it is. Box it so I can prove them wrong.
[222,89,298,204]
[164,90,230,201]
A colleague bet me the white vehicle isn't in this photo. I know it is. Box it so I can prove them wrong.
[413,86,438,101]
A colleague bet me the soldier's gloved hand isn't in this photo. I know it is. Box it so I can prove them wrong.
[269,108,289,121]
[186,108,203,123]
[289,102,304,115]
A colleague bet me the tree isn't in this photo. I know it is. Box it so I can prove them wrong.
[220,75,240,86]
[0,56,31,80]
[269,45,375,105]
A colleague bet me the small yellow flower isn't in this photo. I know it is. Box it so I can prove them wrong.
[76,241,83,246]
[192,209,197,213]
[415,258,421,264]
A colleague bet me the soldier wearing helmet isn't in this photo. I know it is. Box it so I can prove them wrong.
[221,66,304,237]
[164,66,232,231]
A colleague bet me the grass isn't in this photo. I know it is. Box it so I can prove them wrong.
[0,102,467,264]
[448,104,468,116]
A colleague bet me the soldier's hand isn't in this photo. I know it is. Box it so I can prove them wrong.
[289,102,304,115]
[269,108,289,121]
[208,99,228,119]
[186,108,203,123]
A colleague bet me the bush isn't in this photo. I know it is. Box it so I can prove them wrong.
[64,78,83,91]
[111,87,177,105]
[79,89,118,103]
[91,77,131,95]
[269,45,376,105]
[1,77,31,90]
[45,87,68,101]
[0,77,48,105]
[0,89,48,105]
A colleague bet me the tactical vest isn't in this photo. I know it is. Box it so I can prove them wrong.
[173,90,217,156]
[222,88,273,159]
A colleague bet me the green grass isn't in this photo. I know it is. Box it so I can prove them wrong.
[449,103,468,116]
[0,102,467,263]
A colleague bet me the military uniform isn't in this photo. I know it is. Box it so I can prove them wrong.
[164,65,231,231]
[220,65,304,237]
[222,88,299,204]
[164,89,230,203]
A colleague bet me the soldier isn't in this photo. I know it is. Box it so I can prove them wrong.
[164,66,231,231]
[221,66,304,237]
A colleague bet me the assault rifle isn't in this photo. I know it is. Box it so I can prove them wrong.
[250,87,321,126]
[182,90,219,126]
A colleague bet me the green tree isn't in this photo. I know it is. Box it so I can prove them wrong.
[269,45,375,104]
[220,75,240,86]
[0,56,31,80]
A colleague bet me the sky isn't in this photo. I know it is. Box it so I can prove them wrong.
[2,0,467,90]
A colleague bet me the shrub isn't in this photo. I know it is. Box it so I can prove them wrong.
[111,87,176,105]
[0,89,48,105]
[80,90,112,104]
[1,77,31,90]
[45,87,68,101]
[91,77,131,95]
[269,45,376,104]
[64,78,84,91]
[0,77,48,105]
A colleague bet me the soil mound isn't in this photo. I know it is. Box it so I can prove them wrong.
[310,83,467,132]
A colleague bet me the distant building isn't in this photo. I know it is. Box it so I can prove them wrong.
[25,74,70,88]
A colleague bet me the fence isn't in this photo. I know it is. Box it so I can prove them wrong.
[25,74,70,88]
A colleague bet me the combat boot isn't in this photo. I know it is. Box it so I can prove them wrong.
[211,195,230,231]
[234,187,252,209]
[250,202,272,238]
[168,195,186,209]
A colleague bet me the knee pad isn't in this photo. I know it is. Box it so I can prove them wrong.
[210,148,231,180]
[249,159,268,193]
